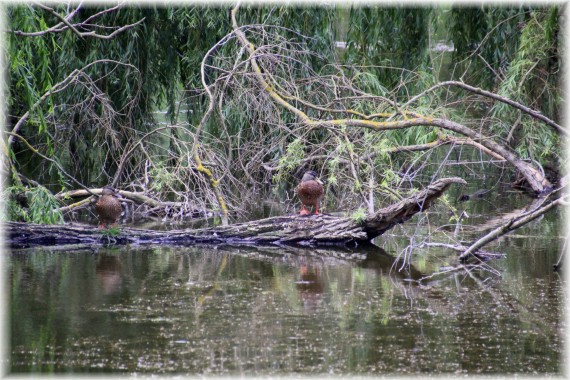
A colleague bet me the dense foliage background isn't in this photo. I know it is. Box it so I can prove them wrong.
[3,4,563,224]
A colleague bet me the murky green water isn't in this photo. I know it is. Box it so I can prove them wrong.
[8,210,564,375]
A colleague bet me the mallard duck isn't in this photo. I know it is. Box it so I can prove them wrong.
[95,186,122,228]
[296,170,324,215]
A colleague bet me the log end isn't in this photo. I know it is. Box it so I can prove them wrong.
[363,177,467,240]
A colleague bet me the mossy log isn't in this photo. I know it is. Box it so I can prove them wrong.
[6,177,466,249]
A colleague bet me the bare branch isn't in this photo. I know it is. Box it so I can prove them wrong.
[7,131,95,195]
[7,59,139,145]
[78,18,145,40]
[400,81,566,136]
[34,2,85,39]
[10,3,144,40]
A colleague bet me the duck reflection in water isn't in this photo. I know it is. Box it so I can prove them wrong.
[296,265,325,312]
[96,254,122,295]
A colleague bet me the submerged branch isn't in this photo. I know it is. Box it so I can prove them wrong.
[459,192,569,261]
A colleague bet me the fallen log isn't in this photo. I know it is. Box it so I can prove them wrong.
[5,177,466,249]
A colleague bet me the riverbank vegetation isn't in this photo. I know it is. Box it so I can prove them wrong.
[3,3,565,261]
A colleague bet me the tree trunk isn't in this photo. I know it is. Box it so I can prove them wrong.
[6,177,466,249]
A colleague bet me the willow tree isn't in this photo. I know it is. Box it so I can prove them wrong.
[213,4,560,191]
[3,2,564,243]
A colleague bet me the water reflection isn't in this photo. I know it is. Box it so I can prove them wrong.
[296,265,325,312]
[96,253,122,295]
[8,242,562,375]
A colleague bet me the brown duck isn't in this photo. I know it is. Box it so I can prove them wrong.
[95,186,122,228]
[296,170,324,215]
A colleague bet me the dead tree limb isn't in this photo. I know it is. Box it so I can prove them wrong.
[5,177,466,249]
[308,117,550,194]
[55,188,207,220]
[56,188,185,209]
[261,135,507,172]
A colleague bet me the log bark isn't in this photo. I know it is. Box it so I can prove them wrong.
[6,177,466,249]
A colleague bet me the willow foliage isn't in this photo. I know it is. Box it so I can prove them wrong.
[4,4,563,222]
[489,8,562,160]
[346,7,431,95]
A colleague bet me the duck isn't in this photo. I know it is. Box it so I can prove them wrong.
[95,186,122,228]
[296,170,324,215]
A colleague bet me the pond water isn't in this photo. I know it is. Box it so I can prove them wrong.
[7,172,565,375]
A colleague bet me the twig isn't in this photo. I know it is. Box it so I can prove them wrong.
[7,131,96,195]
[34,3,85,39]
[7,59,139,146]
